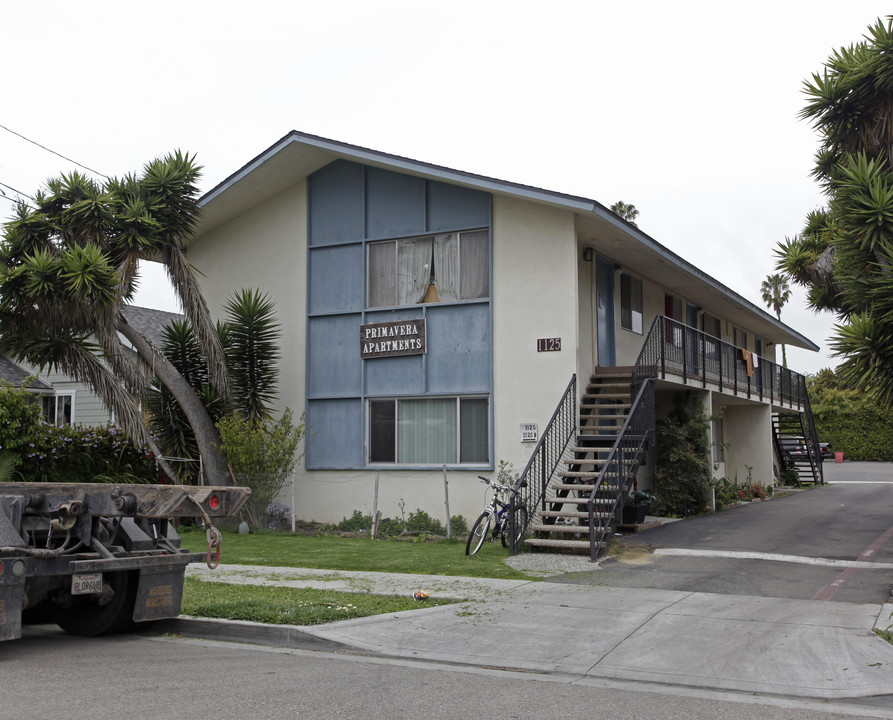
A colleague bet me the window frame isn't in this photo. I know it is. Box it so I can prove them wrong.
[366,228,490,309]
[619,272,644,334]
[366,395,490,467]
[42,390,75,427]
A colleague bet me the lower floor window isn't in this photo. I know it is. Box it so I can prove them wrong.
[369,396,489,465]
[42,393,73,426]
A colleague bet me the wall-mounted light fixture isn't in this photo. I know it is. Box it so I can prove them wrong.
[582,247,594,262]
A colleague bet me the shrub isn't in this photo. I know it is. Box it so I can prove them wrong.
[219,408,306,529]
[652,392,712,517]
[336,508,466,537]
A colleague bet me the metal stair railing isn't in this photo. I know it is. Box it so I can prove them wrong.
[633,316,812,409]
[587,378,655,561]
[799,376,824,485]
[509,374,578,555]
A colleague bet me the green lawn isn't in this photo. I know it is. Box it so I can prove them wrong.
[177,528,531,580]
[181,578,456,626]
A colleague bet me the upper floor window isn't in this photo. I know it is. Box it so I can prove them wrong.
[702,313,722,339]
[367,230,489,308]
[733,326,748,349]
[620,273,643,333]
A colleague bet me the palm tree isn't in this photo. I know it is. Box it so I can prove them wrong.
[760,274,792,366]
[776,17,893,406]
[610,201,639,227]
[0,154,231,483]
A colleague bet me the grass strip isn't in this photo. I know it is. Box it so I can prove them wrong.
[181,577,455,625]
[178,529,531,580]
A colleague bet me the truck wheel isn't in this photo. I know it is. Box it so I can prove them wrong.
[55,571,138,637]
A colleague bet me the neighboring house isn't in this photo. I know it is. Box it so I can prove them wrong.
[0,353,107,427]
[0,306,182,430]
[186,131,821,549]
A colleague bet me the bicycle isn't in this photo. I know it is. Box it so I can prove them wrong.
[465,475,528,555]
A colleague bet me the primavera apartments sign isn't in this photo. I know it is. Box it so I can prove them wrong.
[361,319,427,359]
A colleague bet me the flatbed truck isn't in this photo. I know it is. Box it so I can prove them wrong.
[0,482,250,641]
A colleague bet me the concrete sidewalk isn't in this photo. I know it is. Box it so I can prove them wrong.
[176,562,893,701]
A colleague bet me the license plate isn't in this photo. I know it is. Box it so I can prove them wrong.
[72,573,103,595]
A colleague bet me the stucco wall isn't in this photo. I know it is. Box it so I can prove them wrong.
[491,195,579,476]
[187,181,307,423]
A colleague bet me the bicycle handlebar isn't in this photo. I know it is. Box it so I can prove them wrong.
[478,475,518,495]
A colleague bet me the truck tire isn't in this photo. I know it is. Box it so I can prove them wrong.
[54,571,138,637]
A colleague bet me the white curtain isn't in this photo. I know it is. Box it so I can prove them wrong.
[368,242,397,307]
[433,233,459,302]
[397,399,457,464]
[459,230,489,300]
[397,237,433,305]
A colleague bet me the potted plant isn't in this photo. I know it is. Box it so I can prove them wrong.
[622,490,655,524]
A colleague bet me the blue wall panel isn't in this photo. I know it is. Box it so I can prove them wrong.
[365,167,425,239]
[309,245,364,314]
[427,181,490,232]
[365,354,425,396]
[305,398,364,468]
[307,315,363,397]
[309,161,364,246]
[425,304,491,393]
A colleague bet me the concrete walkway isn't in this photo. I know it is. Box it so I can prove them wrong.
[178,561,893,701]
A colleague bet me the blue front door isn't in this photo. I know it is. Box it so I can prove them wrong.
[596,257,616,366]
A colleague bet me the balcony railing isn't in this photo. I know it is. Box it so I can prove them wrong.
[632,316,808,408]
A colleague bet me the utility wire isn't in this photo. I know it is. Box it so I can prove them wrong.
[0,122,109,180]
[0,180,35,202]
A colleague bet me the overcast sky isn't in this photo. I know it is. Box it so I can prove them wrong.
[2,1,890,375]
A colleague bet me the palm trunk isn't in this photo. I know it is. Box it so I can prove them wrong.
[117,317,231,486]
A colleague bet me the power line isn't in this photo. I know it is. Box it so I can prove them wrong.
[0,180,35,202]
[0,122,109,180]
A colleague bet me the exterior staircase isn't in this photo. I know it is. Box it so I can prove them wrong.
[772,412,822,485]
[524,367,645,556]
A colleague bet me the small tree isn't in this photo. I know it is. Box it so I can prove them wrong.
[216,408,306,528]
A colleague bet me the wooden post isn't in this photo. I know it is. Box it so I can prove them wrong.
[442,465,451,539]
[371,471,380,538]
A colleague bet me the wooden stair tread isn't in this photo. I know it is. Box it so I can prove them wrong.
[524,538,601,551]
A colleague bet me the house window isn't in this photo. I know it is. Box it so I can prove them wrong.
[620,273,643,333]
[702,313,722,339]
[367,230,489,308]
[368,396,489,465]
[42,392,74,426]
[733,326,748,349]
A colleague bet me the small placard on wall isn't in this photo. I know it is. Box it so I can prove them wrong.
[537,338,561,352]
[520,423,538,443]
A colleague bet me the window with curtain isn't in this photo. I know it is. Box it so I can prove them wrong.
[620,273,643,333]
[368,396,489,465]
[367,230,489,308]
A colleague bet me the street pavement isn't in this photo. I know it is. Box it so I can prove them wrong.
[163,461,893,703]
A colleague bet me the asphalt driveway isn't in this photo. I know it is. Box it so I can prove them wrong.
[553,461,893,604]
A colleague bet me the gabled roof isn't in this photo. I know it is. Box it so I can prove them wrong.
[0,354,52,392]
[197,131,819,352]
[120,305,184,348]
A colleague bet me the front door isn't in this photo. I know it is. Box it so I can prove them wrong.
[596,257,616,366]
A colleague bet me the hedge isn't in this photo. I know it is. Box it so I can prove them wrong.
[812,409,893,462]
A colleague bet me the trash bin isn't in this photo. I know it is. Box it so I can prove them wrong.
[834,451,844,463]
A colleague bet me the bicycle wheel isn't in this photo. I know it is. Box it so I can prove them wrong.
[465,512,492,555]
[501,505,529,549]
